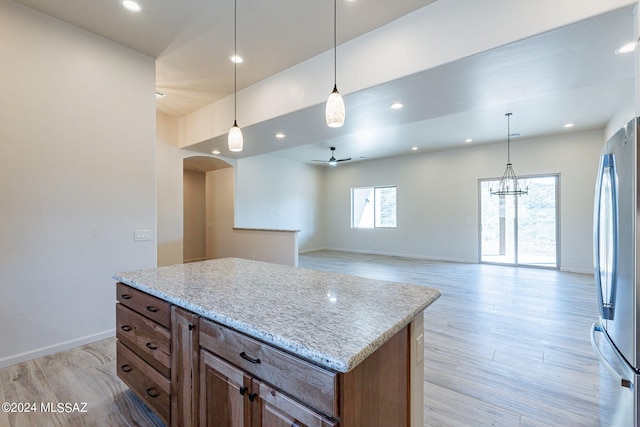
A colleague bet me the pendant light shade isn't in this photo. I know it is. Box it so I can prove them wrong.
[228,0,243,152]
[326,85,345,128]
[325,0,345,128]
[490,113,528,196]
[228,120,243,152]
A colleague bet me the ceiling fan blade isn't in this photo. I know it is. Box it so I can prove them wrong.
[310,147,349,164]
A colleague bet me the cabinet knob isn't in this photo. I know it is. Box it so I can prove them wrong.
[248,392,258,402]
[239,386,248,396]
[188,324,195,331]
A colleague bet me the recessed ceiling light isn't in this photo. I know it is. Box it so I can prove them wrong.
[411,146,418,151]
[229,55,244,64]
[155,91,165,98]
[121,0,142,12]
[615,41,636,55]
[563,123,574,128]
[275,133,286,139]
[212,150,221,155]
[465,138,473,143]
[390,102,404,110]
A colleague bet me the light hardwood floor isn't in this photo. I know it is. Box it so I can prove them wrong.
[0,251,616,426]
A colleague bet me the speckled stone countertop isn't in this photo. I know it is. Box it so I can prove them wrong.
[114,258,440,373]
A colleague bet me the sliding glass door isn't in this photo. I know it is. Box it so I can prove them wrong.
[479,175,559,268]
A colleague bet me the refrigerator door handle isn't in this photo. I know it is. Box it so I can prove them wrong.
[593,153,618,320]
[591,323,633,388]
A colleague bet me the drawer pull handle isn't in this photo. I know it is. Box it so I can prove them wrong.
[239,386,248,396]
[120,325,132,332]
[120,364,133,373]
[146,342,158,351]
[248,392,258,402]
[240,352,261,364]
[146,306,159,313]
[146,388,160,399]
[121,294,132,300]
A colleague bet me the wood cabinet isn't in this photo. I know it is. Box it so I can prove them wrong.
[198,317,409,427]
[171,307,199,427]
[116,283,172,425]
[198,318,337,418]
[199,349,335,427]
[116,282,419,427]
[199,349,252,426]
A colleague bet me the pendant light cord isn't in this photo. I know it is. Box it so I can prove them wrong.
[506,112,512,164]
[333,0,337,87]
[234,0,238,123]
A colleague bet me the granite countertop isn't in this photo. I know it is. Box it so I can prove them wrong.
[113,258,440,373]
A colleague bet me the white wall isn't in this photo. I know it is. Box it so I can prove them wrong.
[0,1,156,367]
[321,130,604,273]
[206,168,236,260]
[157,112,185,267]
[183,170,207,262]
[235,155,325,252]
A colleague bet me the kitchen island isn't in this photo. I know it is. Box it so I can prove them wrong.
[113,257,440,426]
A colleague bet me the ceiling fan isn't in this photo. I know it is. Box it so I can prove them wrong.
[312,147,351,167]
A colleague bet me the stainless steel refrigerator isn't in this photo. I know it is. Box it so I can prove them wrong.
[591,117,639,426]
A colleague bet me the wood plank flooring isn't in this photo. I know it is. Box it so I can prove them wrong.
[299,251,616,427]
[0,251,618,426]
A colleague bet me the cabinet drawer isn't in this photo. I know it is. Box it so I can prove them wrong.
[199,318,338,417]
[116,282,171,329]
[116,303,171,377]
[117,341,170,426]
[257,381,337,427]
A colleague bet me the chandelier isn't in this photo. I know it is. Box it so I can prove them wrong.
[490,113,528,196]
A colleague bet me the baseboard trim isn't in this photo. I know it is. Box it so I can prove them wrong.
[0,329,115,369]
[311,247,476,264]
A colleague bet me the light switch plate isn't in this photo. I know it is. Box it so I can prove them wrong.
[134,229,151,241]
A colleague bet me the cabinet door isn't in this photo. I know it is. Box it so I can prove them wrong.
[200,349,252,427]
[252,380,336,427]
[172,306,199,427]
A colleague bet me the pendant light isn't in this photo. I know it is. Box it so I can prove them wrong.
[490,113,528,196]
[325,0,345,128]
[228,0,243,152]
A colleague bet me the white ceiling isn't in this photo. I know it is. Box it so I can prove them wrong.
[12,0,437,117]
[13,1,636,166]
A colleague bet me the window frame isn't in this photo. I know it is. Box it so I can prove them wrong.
[351,185,397,229]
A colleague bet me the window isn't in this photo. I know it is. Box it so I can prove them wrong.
[352,186,397,228]
[479,174,559,268]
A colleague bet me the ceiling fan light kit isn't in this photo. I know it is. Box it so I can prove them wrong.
[325,0,345,128]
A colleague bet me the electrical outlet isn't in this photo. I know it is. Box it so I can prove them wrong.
[134,229,151,241]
